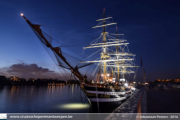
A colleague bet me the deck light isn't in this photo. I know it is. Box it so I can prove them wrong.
[124,83,128,87]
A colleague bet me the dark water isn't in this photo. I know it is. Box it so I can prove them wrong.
[147,87,180,113]
[0,85,90,113]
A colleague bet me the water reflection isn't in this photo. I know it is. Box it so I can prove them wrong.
[10,86,19,96]
[0,85,90,113]
[30,86,33,97]
[59,103,89,110]
[72,84,74,98]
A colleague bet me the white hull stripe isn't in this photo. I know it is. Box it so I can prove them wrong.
[86,90,125,95]
[90,97,126,102]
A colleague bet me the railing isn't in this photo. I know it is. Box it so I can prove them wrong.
[135,87,147,113]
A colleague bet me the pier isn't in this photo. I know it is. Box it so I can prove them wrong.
[112,87,146,113]
[105,85,180,120]
[105,87,147,120]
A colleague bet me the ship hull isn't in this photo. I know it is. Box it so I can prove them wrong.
[90,101,123,113]
[83,85,132,103]
[82,85,134,112]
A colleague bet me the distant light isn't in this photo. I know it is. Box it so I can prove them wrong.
[101,74,104,76]
[120,78,125,81]
[131,87,136,91]
[133,82,136,83]
[124,83,128,87]
[103,8,105,11]
[20,13,24,16]
[107,74,110,77]
[112,78,116,83]
[59,103,89,110]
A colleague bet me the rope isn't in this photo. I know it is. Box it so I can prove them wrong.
[63,34,102,47]
[83,49,101,60]
[42,25,73,30]
[40,42,69,80]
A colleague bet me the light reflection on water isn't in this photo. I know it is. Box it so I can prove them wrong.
[0,85,90,113]
[59,103,89,110]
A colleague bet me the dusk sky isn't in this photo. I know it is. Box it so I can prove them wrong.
[0,0,180,81]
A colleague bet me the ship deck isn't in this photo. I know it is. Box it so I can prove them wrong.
[83,84,128,90]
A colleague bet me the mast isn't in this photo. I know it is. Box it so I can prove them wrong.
[82,9,139,83]
[102,8,107,81]
[108,30,139,83]
[122,42,125,80]
[116,27,120,82]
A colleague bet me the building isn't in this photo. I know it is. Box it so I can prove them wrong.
[156,78,180,82]
[9,76,20,81]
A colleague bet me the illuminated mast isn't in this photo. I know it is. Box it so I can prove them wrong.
[82,9,138,83]
[116,27,120,81]
[102,9,107,81]
[109,30,139,82]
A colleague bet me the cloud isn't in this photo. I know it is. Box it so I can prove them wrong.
[8,63,51,74]
[0,63,66,80]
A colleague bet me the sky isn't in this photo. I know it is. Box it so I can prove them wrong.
[0,0,180,81]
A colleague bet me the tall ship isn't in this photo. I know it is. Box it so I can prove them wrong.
[20,10,138,106]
